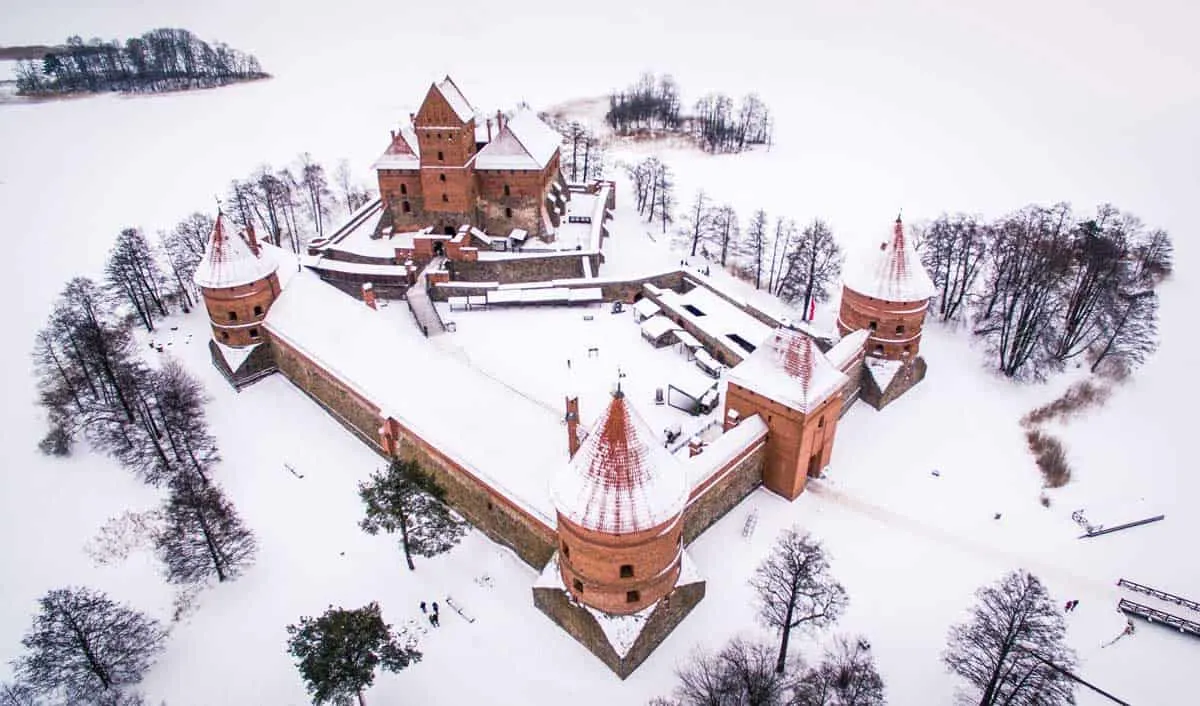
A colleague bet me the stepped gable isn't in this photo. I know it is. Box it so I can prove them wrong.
[728,326,848,414]
[552,390,687,534]
[844,216,937,303]
[193,213,277,289]
[475,108,561,170]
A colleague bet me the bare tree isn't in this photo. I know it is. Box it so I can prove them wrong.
[12,587,167,704]
[156,475,257,585]
[1089,289,1157,376]
[298,153,332,237]
[104,228,171,332]
[1130,226,1173,286]
[334,160,371,216]
[943,570,1076,705]
[775,220,843,319]
[1050,205,1129,363]
[627,158,659,216]
[711,205,739,267]
[767,218,796,295]
[0,681,39,706]
[972,205,1073,379]
[745,209,769,290]
[792,635,885,706]
[920,214,991,322]
[751,528,848,673]
[358,458,468,571]
[666,638,796,706]
[681,190,714,257]
[147,359,220,486]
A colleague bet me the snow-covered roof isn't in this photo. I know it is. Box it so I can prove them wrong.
[475,109,560,171]
[193,213,279,289]
[640,315,678,341]
[824,328,869,370]
[727,326,848,415]
[372,126,420,170]
[552,390,688,534]
[435,76,475,124]
[633,298,661,319]
[843,217,937,303]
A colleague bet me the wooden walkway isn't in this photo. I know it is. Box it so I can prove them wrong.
[1117,578,1200,638]
[406,257,447,337]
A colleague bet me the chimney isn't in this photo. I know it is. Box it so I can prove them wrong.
[245,222,260,255]
[486,118,493,141]
[565,396,581,458]
[688,439,705,458]
[361,282,378,310]
[723,408,742,432]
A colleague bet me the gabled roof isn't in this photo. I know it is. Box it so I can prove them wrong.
[435,76,475,124]
[475,108,561,171]
[727,326,848,415]
[193,213,278,289]
[843,216,937,303]
[371,126,421,170]
[552,391,687,534]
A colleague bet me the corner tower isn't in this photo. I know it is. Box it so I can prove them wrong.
[724,326,848,499]
[837,216,937,360]
[550,389,688,615]
[194,214,280,347]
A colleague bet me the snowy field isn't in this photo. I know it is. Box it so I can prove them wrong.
[2,1,1199,704]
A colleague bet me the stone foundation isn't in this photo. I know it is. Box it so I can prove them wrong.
[533,574,705,679]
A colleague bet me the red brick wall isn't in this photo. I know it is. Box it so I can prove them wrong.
[378,169,423,228]
[421,167,476,214]
[723,382,842,499]
[200,272,280,347]
[557,515,683,615]
[837,286,930,360]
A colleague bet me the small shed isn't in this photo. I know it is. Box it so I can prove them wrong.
[633,298,661,323]
[674,330,703,360]
[695,348,723,378]
[640,315,679,348]
[668,368,721,416]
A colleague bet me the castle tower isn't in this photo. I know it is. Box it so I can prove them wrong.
[194,214,280,347]
[550,388,688,615]
[837,215,937,360]
[724,326,848,499]
[414,76,478,232]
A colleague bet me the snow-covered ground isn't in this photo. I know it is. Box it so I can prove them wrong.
[2,1,1199,703]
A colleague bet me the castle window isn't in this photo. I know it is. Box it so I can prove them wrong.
[439,173,446,182]
[561,543,570,558]
[626,590,640,603]
[400,184,407,195]
[228,311,238,321]
[874,344,884,355]
[220,331,229,341]
[503,184,511,196]
[896,325,905,335]
[505,207,513,219]
[249,328,259,339]
[620,564,634,578]
[442,194,449,202]
[818,416,825,428]
[869,321,877,331]
[402,201,411,213]
[253,305,263,316]
[903,345,912,356]
[437,151,444,162]
[573,579,584,593]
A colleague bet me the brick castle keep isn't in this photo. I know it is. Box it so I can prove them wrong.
[195,77,938,678]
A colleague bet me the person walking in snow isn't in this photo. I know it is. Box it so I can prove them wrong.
[420,601,427,614]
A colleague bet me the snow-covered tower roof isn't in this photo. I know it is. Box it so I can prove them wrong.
[193,213,278,290]
[728,326,848,415]
[843,216,936,303]
[552,390,687,534]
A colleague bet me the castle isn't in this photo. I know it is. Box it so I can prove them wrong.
[195,77,937,677]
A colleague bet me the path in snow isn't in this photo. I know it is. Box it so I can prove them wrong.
[406,257,447,336]
[807,481,1121,600]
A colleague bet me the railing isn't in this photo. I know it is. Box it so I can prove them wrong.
[1117,578,1200,613]
[1118,598,1200,637]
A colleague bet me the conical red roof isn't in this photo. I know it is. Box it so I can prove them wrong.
[193,213,278,289]
[552,391,687,534]
[843,216,936,303]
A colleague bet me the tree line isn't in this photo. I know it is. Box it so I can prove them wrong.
[542,116,607,184]
[916,203,1170,380]
[605,73,773,153]
[13,28,268,96]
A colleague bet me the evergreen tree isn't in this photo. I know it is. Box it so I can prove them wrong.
[286,603,421,706]
[358,458,468,571]
[12,588,167,704]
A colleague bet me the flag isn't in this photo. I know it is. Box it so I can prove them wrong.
[808,298,816,321]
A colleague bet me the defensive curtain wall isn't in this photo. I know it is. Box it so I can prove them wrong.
[266,303,770,571]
